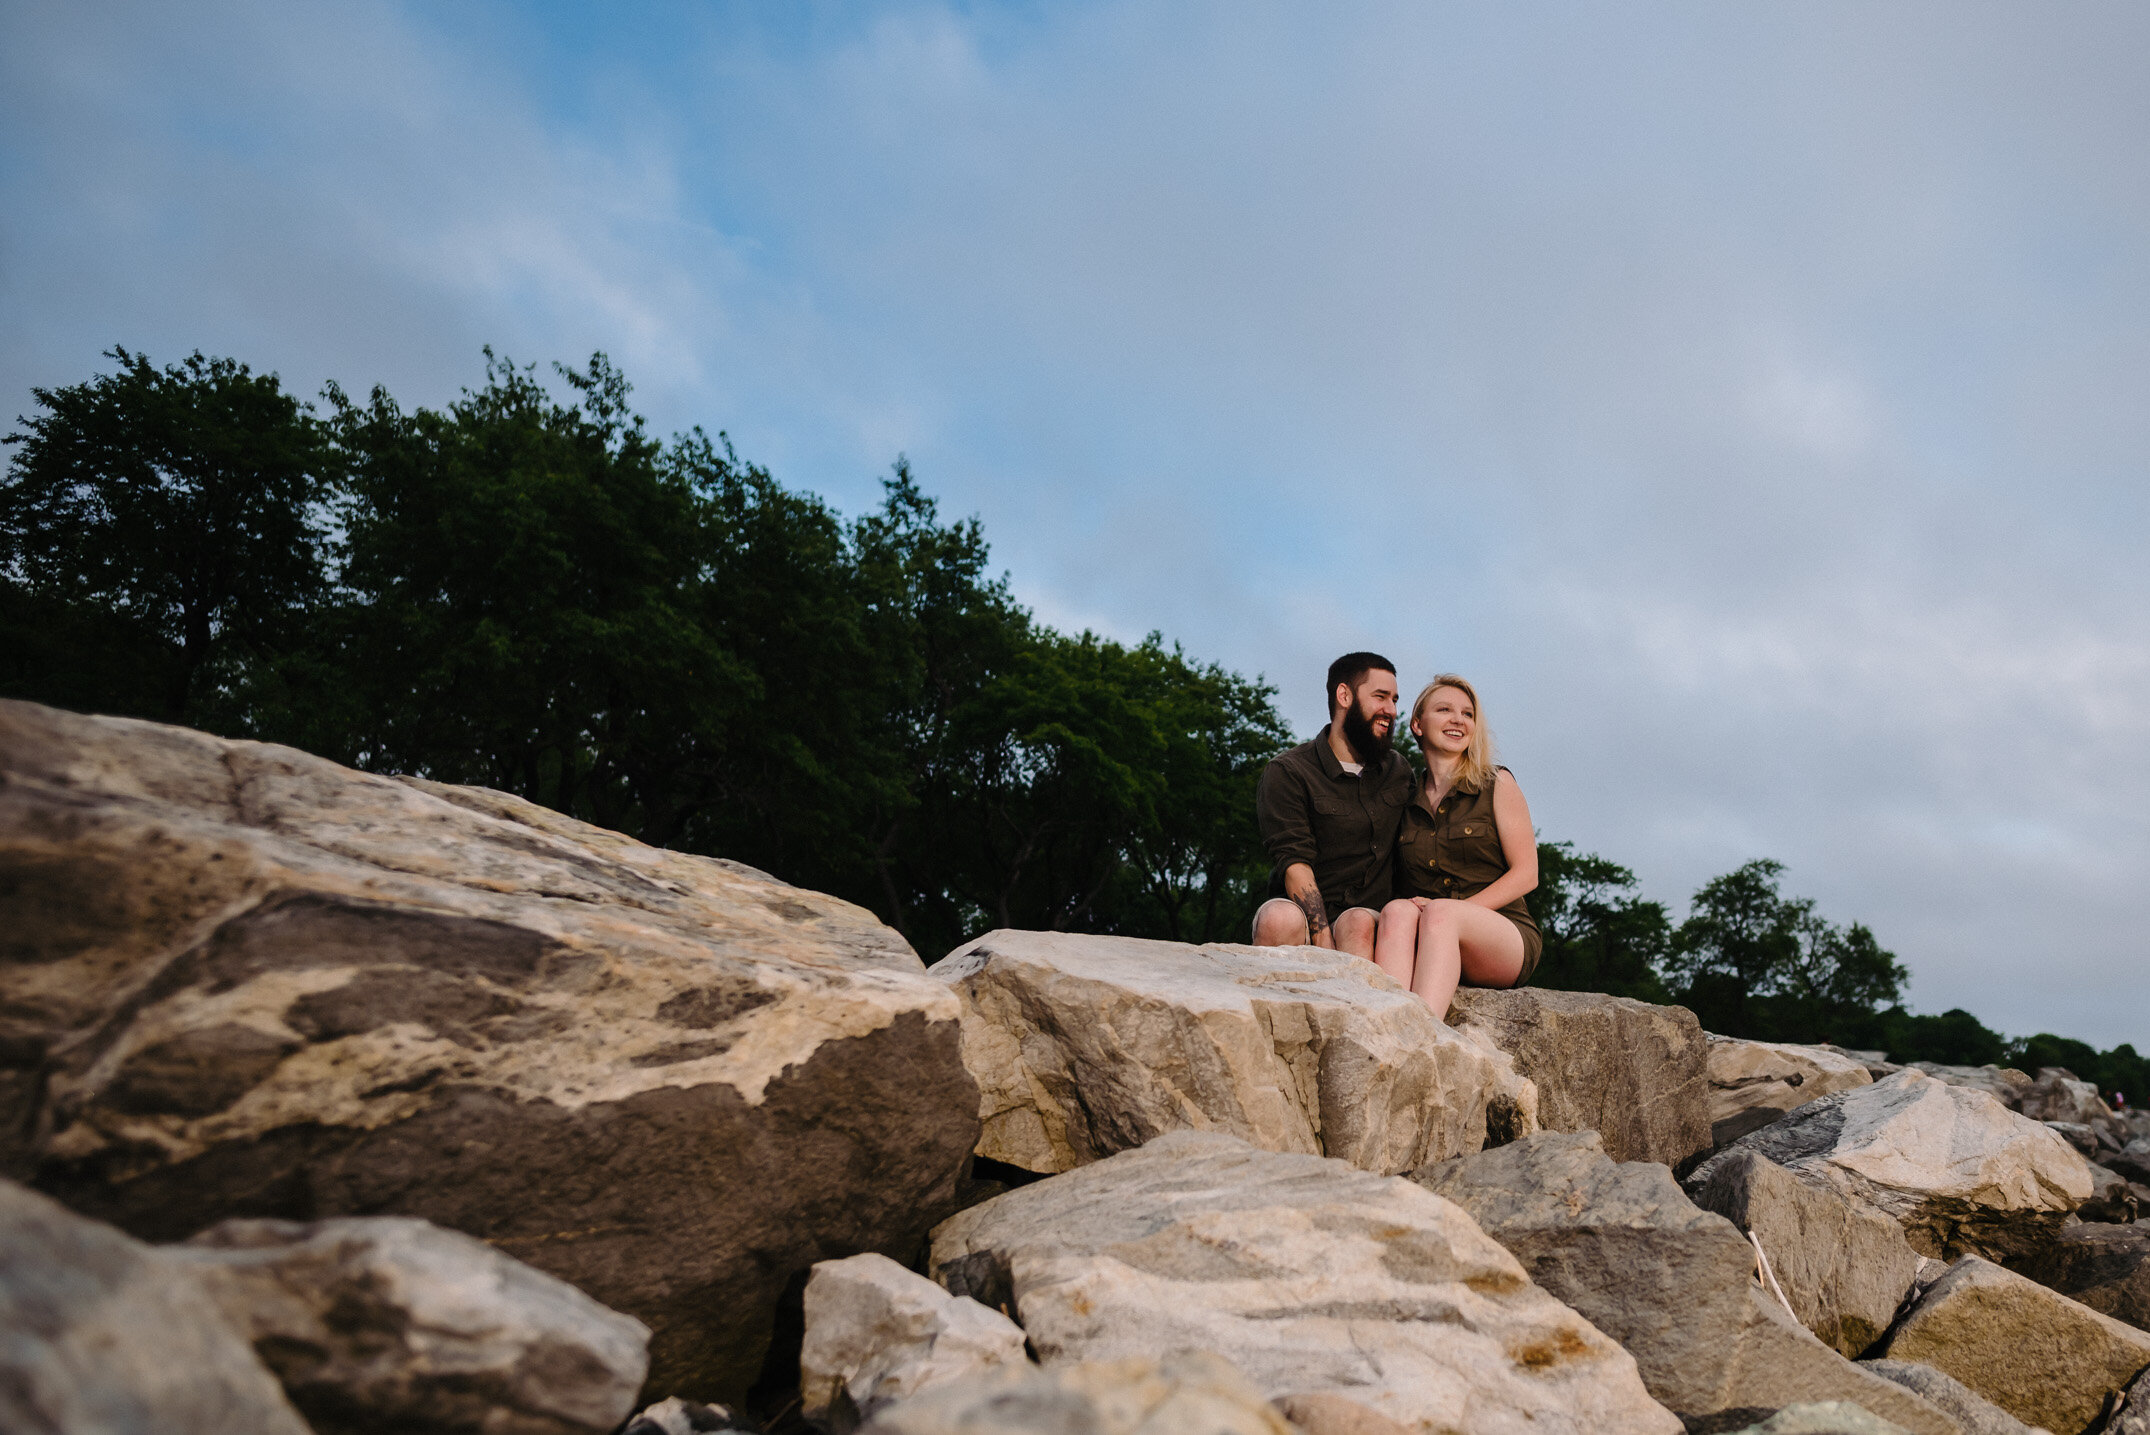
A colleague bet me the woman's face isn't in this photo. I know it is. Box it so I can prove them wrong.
[1413,686,1475,757]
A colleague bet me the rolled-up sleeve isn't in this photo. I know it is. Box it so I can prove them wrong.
[1256,759,1316,872]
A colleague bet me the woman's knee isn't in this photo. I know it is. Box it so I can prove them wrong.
[1421,899,1466,929]
[1379,898,1420,923]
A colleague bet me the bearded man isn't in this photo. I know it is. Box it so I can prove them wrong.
[1251,652,1412,957]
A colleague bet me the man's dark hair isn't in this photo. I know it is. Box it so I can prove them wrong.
[1325,651,1396,713]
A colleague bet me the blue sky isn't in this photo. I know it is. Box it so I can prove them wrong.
[5,2,2147,1045]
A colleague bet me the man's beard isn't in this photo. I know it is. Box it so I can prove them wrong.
[1339,700,1390,767]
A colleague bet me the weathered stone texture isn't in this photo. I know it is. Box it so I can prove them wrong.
[1687,1070,2091,1261]
[174,1214,649,1435]
[1414,1131,1958,1435]
[930,1130,1680,1435]
[0,699,980,1400]
[1880,1255,2150,1434]
[1859,1360,2046,1435]
[1708,1036,1875,1148]
[800,1252,1029,1431]
[1449,986,1711,1167]
[858,1352,1296,1435]
[935,929,1536,1176]
[2012,1221,2150,1332]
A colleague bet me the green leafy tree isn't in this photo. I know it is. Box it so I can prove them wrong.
[1,348,336,722]
[1531,842,1673,1002]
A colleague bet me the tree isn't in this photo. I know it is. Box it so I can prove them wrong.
[1531,842,1673,1002]
[1,348,336,722]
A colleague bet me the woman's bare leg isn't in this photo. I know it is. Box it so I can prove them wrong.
[1411,899,1526,1018]
[1373,898,1424,989]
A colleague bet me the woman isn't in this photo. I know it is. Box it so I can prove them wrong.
[1374,675,1541,1017]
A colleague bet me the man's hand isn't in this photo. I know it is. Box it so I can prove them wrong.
[1283,862,1333,949]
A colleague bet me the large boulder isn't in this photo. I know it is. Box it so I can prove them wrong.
[1707,1037,1875,1148]
[172,1214,650,1435]
[800,1252,1030,1432]
[2011,1221,2150,1332]
[934,929,1535,1176]
[1413,1131,1958,1435]
[1688,1148,1920,1356]
[0,1178,311,1435]
[1686,1070,2092,1260]
[1719,1407,1915,1435]
[1909,1064,2033,1110]
[1879,1255,2150,1434]
[0,700,980,1400]
[929,1129,1680,1435]
[1858,1361,2047,1435]
[2110,1138,2150,1186]
[1448,987,1710,1167]
[858,1352,1295,1435]
[2018,1068,2114,1129]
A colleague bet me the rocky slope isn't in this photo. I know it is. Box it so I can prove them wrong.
[6,700,2145,1435]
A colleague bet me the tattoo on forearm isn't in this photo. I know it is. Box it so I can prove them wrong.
[1294,891,1329,937]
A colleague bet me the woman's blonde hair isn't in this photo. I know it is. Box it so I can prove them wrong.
[1412,674,1499,792]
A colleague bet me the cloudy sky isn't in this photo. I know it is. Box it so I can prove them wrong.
[6,2,2146,1045]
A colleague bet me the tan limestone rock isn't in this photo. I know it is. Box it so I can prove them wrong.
[0,700,979,1401]
[934,929,1536,1175]
[1450,987,1711,1166]
[800,1253,1030,1432]
[1709,1036,1876,1147]
[1881,1255,2150,1434]
[858,1352,1296,1435]
[929,1129,1681,1435]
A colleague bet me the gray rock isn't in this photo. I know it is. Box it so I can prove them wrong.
[1687,1070,2091,1261]
[800,1252,1029,1431]
[857,1352,1297,1435]
[2079,1162,2140,1224]
[2019,1069,2113,1129]
[1707,1037,1875,1151]
[2107,1367,2150,1435]
[2044,1122,2099,1158]
[1879,1255,2150,1434]
[2110,1138,2150,1186]
[1412,1131,1959,1435]
[1720,1405,1914,1435]
[933,928,1537,1177]
[2011,1221,2150,1332]
[1823,1047,1902,1079]
[1859,1361,2046,1435]
[1687,1148,1920,1356]
[0,1178,311,1435]
[930,1129,1681,1435]
[1450,986,1711,1167]
[172,1214,649,1435]
[0,699,979,1401]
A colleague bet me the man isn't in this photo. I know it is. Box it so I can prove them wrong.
[1252,652,1413,958]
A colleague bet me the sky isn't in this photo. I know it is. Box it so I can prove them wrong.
[5,2,2146,1045]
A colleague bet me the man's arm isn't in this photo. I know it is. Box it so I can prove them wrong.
[1255,757,1334,947]
[1281,861,1334,948]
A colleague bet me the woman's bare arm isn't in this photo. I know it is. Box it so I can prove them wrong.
[1469,768,1539,911]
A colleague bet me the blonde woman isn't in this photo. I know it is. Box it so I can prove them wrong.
[1374,675,1541,1016]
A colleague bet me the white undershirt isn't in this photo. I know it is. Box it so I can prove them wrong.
[1338,761,1363,776]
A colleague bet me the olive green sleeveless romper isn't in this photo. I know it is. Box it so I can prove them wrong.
[1393,768,1542,985]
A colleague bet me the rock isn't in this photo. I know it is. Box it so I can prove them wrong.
[1858,1362,2048,1435]
[1687,1148,1920,1356]
[1879,1255,2150,1433]
[800,1252,1030,1431]
[2108,1368,2150,1435]
[857,1352,1296,1435]
[1414,1131,1958,1435]
[1449,987,1710,1167]
[0,1178,311,1435]
[1707,1037,1875,1150]
[1909,1064,2033,1110]
[1686,1070,2092,1261]
[930,1129,1680,1435]
[1824,1047,1903,1079]
[2018,1068,2114,1130]
[621,1397,755,1433]
[171,1214,649,1435]
[2011,1221,2150,1332]
[1718,1405,1915,1435]
[0,700,980,1401]
[933,928,1536,1176]
[2079,1162,2140,1224]
[2044,1122,2098,1158]
[2113,1138,2150,1186]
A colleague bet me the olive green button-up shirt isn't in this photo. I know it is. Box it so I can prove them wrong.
[1254,726,1414,916]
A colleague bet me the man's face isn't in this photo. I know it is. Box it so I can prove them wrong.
[1335,669,1398,758]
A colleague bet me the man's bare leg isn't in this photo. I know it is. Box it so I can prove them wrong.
[1252,897,1311,946]
[1332,906,1379,961]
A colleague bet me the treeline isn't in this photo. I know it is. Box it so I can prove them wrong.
[4,348,2137,1096]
